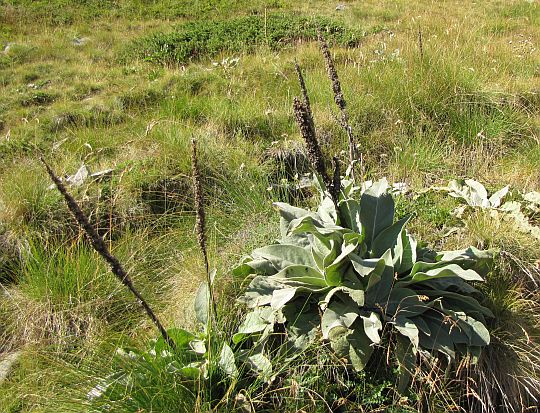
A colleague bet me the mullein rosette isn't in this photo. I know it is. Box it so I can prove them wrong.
[233,174,493,384]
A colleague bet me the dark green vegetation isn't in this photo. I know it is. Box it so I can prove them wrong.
[1,0,540,412]
[128,14,367,65]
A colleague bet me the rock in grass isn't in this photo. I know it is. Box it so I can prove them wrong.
[72,37,90,46]
[0,352,21,384]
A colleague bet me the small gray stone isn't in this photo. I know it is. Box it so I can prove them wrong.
[2,42,14,54]
[336,4,346,11]
[0,352,21,384]
[72,37,90,46]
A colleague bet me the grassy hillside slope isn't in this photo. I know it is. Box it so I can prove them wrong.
[1,0,539,411]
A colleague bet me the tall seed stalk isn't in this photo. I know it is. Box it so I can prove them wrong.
[319,34,358,180]
[295,60,312,114]
[191,139,216,348]
[418,27,424,61]
[292,96,332,192]
[294,63,343,205]
[41,157,175,349]
[331,156,341,203]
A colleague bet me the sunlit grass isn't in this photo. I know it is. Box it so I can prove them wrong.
[1,0,540,411]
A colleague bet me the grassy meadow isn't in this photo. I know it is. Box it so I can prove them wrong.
[1,0,540,411]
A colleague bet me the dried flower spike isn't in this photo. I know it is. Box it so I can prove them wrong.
[191,139,217,319]
[191,139,209,274]
[293,97,331,191]
[295,60,312,114]
[41,156,175,349]
[331,156,341,203]
[319,34,358,179]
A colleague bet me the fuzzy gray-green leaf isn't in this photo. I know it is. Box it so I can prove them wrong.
[360,178,394,248]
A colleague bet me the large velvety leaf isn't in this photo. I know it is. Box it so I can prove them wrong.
[247,353,273,381]
[488,185,509,208]
[360,178,394,248]
[362,312,382,344]
[371,215,411,258]
[321,286,365,309]
[418,289,494,318]
[219,343,238,378]
[386,287,428,318]
[282,300,320,352]
[413,276,481,296]
[233,257,278,277]
[239,276,285,308]
[272,264,328,288]
[365,250,395,307]
[394,317,420,349]
[189,339,206,355]
[321,238,340,270]
[329,325,374,371]
[403,264,484,284]
[350,254,385,278]
[233,307,276,344]
[270,287,297,310]
[394,230,417,274]
[252,244,317,270]
[436,247,493,276]
[321,299,360,339]
[417,311,488,358]
[339,198,361,232]
[465,179,490,207]
[324,241,358,286]
[456,313,490,346]
[395,335,416,394]
[273,202,312,224]
[318,196,338,225]
[194,282,210,326]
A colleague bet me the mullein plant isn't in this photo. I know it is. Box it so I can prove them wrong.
[229,50,494,395]
[82,143,237,409]
[191,139,217,329]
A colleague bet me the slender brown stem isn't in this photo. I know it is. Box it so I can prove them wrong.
[418,27,424,61]
[41,157,175,349]
[319,34,358,180]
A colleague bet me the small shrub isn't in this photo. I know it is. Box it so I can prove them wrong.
[127,14,366,65]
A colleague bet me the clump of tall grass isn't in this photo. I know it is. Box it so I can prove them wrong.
[2,242,129,349]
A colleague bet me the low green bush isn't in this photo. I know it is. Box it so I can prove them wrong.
[127,14,366,65]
